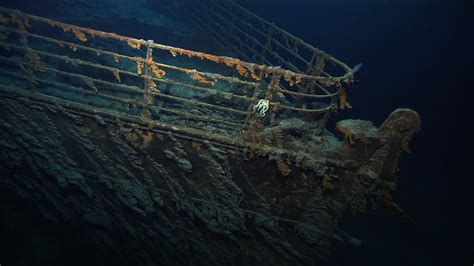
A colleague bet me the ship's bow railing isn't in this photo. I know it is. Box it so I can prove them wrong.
[0,7,355,146]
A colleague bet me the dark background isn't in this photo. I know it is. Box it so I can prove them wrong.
[235,0,472,265]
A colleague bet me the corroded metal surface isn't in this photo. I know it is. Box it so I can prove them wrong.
[0,93,420,265]
[0,6,355,135]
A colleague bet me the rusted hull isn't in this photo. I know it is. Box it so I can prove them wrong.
[0,91,420,265]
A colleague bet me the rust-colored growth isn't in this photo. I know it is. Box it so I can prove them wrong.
[276,160,291,176]
[149,80,160,96]
[170,50,178,57]
[189,71,217,86]
[338,87,352,109]
[151,64,166,78]
[127,39,142,49]
[136,60,144,75]
[282,70,302,86]
[250,70,261,81]
[322,176,335,191]
[235,64,249,77]
[168,47,221,62]
[72,29,88,42]
[168,47,254,79]
[295,75,303,84]
[224,58,250,77]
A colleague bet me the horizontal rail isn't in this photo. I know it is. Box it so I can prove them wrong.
[0,5,356,130]
[0,68,243,129]
[0,6,354,83]
[0,25,258,88]
[0,86,325,171]
[0,54,251,118]
[0,68,141,105]
[271,102,336,113]
[278,85,339,99]
[0,42,252,113]
[0,55,143,93]
[1,41,336,114]
[154,92,249,116]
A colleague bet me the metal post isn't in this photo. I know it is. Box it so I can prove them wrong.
[143,40,154,121]
[265,71,282,124]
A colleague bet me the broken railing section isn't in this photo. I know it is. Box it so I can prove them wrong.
[0,7,355,145]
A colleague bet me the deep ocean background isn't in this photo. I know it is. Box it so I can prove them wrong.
[0,0,472,265]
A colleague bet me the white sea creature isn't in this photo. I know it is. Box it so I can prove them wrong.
[253,99,270,117]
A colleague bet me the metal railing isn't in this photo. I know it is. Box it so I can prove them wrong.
[0,6,355,148]
[190,0,355,110]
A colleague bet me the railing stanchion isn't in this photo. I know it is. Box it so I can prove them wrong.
[143,40,154,121]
